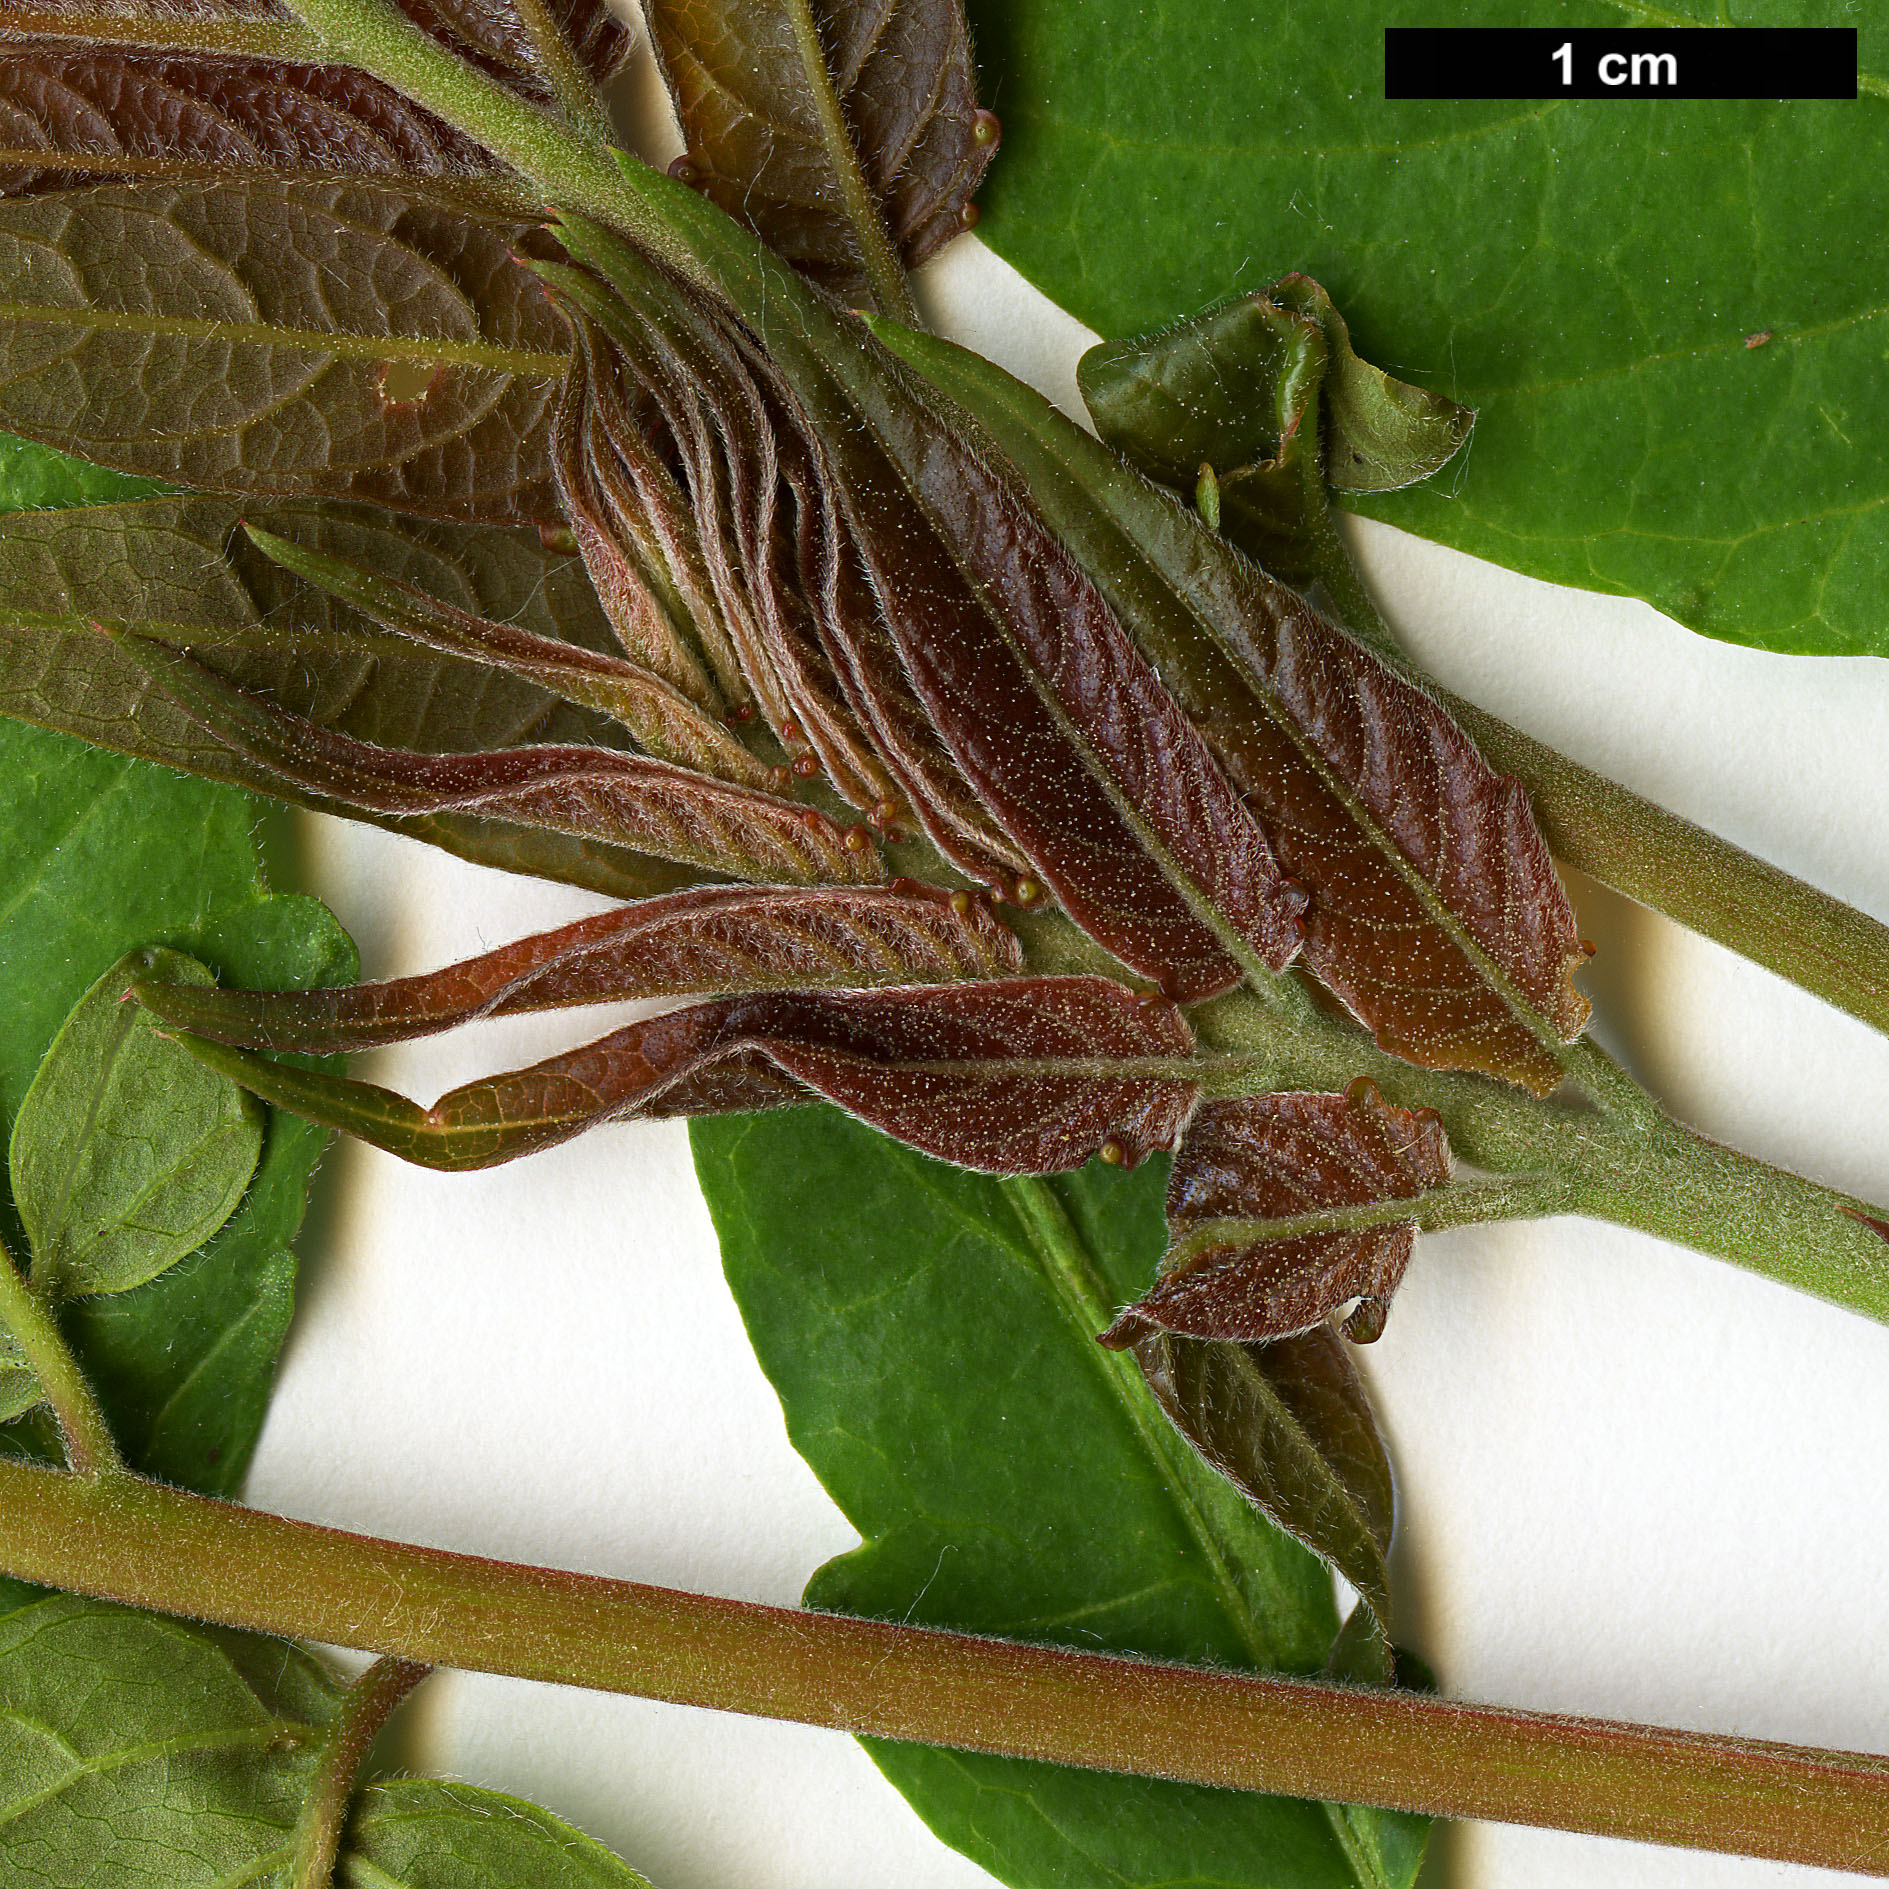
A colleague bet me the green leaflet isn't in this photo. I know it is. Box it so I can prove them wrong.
[0,443,352,1512]
[11,950,262,1299]
[965,0,1889,656]
[693,1106,1427,1889]
[0,718,353,1524]
[0,1596,655,1889]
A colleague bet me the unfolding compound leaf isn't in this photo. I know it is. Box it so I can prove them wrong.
[242,523,772,786]
[135,882,1023,1052]
[553,271,1020,882]
[10,948,261,1297]
[695,1106,1427,1889]
[114,633,876,886]
[556,207,1309,999]
[0,492,700,899]
[1102,1081,1450,1350]
[1132,1324,1398,1682]
[0,46,502,197]
[0,1595,655,1888]
[161,976,1201,1173]
[964,0,1889,657]
[647,0,999,295]
[867,319,1590,1089]
[0,712,352,1502]
[0,180,568,519]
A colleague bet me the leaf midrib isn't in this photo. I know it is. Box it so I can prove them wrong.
[0,302,569,379]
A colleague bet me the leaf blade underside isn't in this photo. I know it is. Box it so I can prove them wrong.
[133,882,1024,1052]
[646,0,998,294]
[0,179,568,520]
[0,490,705,898]
[158,976,1201,1173]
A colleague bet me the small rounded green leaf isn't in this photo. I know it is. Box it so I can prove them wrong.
[9,948,262,1296]
[0,1597,656,1889]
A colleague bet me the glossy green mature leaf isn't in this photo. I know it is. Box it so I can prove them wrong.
[647,0,999,294]
[0,180,568,520]
[0,491,704,897]
[10,949,260,1297]
[965,0,1889,655]
[0,716,352,1503]
[0,1595,656,1888]
[695,1105,1427,1889]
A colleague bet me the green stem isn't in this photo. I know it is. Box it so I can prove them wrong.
[1166,1174,1572,1266]
[288,1655,429,1889]
[0,1236,120,1478]
[1,1459,1886,1875]
[1197,984,1889,1327]
[508,0,614,143]
[778,0,921,326]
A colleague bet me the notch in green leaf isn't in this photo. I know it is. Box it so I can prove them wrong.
[9,949,263,1298]
[1078,276,1473,613]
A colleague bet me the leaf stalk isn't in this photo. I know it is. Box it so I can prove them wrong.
[288,1654,430,1889]
[0,1235,121,1478]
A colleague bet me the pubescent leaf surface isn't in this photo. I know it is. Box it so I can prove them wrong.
[10,948,261,1298]
[0,1595,656,1888]
[964,0,1889,656]
[647,0,998,294]
[0,490,702,897]
[695,1105,1427,1889]
[0,180,568,520]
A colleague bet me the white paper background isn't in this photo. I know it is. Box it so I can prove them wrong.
[242,225,1889,1889]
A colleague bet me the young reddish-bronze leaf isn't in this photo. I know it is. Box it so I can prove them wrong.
[645,0,997,295]
[554,210,1311,997]
[3,0,629,96]
[1101,1080,1449,1349]
[556,327,739,715]
[548,268,908,821]
[136,882,1022,1052]
[169,977,1199,1172]
[115,634,883,886]
[0,48,502,198]
[1132,1324,1397,1681]
[574,255,1022,877]
[0,180,567,520]
[241,523,771,786]
[0,493,708,897]
[867,321,1591,1090]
